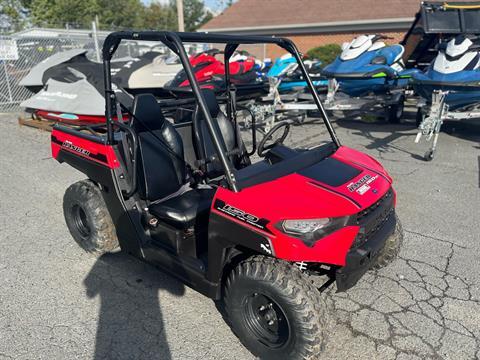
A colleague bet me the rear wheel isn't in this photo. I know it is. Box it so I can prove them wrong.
[63,180,119,255]
[224,256,329,360]
[372,214,403,270]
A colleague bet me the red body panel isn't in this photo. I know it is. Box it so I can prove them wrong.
[36,110,125,124]
[212,145,394,265]
[36,110,105,124]
[51,129,119,168]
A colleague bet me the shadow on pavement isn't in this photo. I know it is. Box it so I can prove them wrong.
[84,252,185,360]
[334,111,480,160]
[334,114,419,156]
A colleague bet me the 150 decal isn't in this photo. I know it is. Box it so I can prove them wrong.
[214,200,272,232]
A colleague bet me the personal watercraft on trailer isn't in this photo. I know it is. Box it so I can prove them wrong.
[402,1,480,160]
[19,49,133,124]
[242,54,327,131]
[166,49,260,91]
[267,53,326,93]
[413,35,480,160]
[20,49,181,124]
[322,34,418,122]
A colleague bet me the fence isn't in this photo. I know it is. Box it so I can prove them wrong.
[0,26,267,112]
[0,24,110,112]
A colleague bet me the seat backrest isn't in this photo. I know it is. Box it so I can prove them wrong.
[193,89,249,178]
[131,94,187,201]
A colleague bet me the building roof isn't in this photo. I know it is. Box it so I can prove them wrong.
[201,0,478,34]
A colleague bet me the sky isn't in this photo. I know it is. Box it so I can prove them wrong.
[142,0,230,12]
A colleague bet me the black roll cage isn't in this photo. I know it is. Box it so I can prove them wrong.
[102,31,340,193]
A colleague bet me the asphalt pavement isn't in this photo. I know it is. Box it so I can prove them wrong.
[0,111,479,359]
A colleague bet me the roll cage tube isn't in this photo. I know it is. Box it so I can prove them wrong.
[102,31,341,192]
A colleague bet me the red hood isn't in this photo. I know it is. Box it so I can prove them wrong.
[215,146,392,222]
[212,146,394,264]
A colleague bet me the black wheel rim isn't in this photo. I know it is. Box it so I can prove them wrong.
[71,205,91,238]
[243,292,290,348]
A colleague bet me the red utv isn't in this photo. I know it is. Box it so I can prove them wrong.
[52,31,402,360]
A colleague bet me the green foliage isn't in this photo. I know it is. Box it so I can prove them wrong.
[142,2,177,30]
[23,0,213,31]
[30,0,100,27]
[0,0,28,32]
[181,0,214,32]
[96,0,144,29]
[306,43,342,66]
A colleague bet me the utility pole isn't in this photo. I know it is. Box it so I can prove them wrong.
[176,0,185,32]
[92,20,101,62]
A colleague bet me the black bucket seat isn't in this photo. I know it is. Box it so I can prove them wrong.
[130,94,213,230]
[192,89,250,179]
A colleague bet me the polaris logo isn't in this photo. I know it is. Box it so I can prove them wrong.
[347,174,378,193]
[62,140,90,156]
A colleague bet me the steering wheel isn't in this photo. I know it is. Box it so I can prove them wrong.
[257,121,291,157]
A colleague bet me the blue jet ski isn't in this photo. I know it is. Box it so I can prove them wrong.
[412,35,480,161]
[412,35,480,111]
[267,54,327,93]
[322,34,417,97]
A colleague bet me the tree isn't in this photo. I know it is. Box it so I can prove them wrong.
[0,0,28,32]
[172,0,214,32]
[96,0,144,29]
[11,0,214,31]
[29,0,144,29]
[306,44,342,67]
[30,0,99,28]
[142,1,177,31]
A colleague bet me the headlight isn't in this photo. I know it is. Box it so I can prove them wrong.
[277,216,350,247]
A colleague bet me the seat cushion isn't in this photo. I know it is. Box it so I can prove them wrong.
[149,188,215,230]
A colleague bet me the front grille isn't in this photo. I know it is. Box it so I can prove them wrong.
[353,188,394,248]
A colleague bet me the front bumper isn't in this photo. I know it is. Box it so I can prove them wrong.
[336,209,396,292]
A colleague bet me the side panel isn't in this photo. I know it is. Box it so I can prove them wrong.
[51,128,119,169]
[52,127,222,299]
[52,129,143,257]
[210,187,360,266]
[206,211,273,286]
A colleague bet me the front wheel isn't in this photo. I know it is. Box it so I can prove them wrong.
[224,256,329,360]
[63,180,119,256]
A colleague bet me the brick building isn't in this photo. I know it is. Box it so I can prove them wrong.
[200,0,426,58]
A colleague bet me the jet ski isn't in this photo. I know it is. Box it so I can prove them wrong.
[412,35,480,161]
[165,49,265,98]
[321,34,418,122]
[412,35,480,110]
[267,53,327,93]
[323,34,417,96]
[20,50,133,124]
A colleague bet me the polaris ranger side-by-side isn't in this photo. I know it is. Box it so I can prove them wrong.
[52,31,402,360]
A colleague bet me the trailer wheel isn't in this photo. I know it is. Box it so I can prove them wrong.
[63,180,119,255]
[385,96,405,123]
[224,256,329,360]
[372,214,403,270]
[424,150,435,162]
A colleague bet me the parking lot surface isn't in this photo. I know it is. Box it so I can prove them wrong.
[0,112,479,359]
